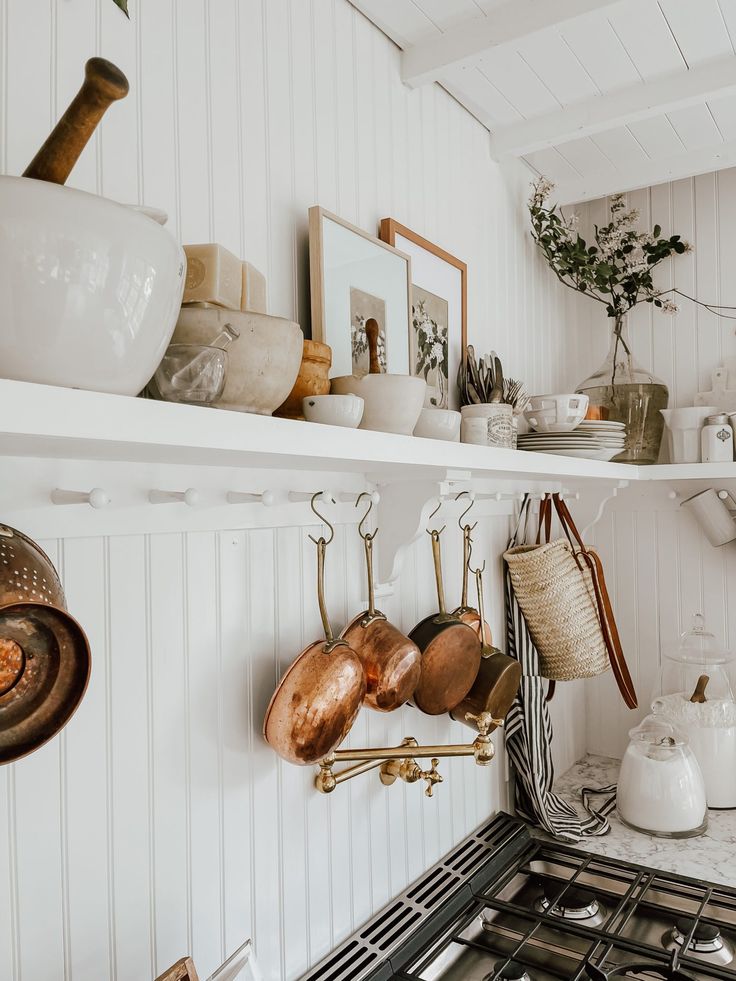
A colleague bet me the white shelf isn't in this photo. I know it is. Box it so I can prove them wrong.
[2,379,735,485]
[0,380,638,483]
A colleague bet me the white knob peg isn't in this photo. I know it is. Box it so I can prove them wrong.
[51,487,110,509]
[288,490,336,505]
[226,489,285,507]
[335,490,381,505]
[149,488,199,506]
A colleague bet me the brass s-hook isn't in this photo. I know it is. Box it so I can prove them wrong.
[355,491,376,542]
[308,492,335,545]
[426,498,446,536]
[456,491,477,533]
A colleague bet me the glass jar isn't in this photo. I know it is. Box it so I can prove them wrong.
[652,614,736,808]
[617,715,707,837]
[576,314,669,464]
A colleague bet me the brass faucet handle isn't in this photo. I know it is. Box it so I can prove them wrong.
[465,711,504,735]
[315,756,337,794]
[420,758,443,797]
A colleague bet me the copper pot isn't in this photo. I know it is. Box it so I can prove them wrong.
[451,567,521,732]
[0,524,91,764]
[341,498,421,712]
[409,529,481,716]
[264,510,366,765]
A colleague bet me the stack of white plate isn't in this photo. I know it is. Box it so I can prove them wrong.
[518,420,626,461]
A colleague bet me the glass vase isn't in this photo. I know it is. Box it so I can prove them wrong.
[576,315,669,465]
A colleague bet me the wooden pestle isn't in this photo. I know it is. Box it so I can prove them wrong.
[690,674,709,704]
[365,318,382,375]
[23,57,129,185]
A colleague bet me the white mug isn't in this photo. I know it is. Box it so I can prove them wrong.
[681,488,736,547]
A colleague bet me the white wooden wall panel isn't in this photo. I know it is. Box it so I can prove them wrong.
[571,171,736,759]
[0,2,586,980]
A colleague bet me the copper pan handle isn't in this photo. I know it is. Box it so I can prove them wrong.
[460,526,471,609]
[363,534,377,617]
[430,530,447,615]
[316,538,335,645]
[475,568,490,657]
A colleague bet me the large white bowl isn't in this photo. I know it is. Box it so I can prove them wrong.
[331,374,426,435]
[0,176,186,395]
[414,407,461,441]
[303,394,364,428]
[174,307,303,415]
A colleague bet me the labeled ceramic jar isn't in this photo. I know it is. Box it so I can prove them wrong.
[460,403,514,448]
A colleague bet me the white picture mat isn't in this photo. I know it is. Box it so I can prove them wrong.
[394,232,463,411]
[321,216,410,377]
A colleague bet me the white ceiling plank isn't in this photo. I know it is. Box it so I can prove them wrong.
[667,103,725,150]
[524,146,583,184]
[400,0,624,87]
[477,48,561,117]
[658,0,734,66]
[708,91,736,140]
[557,136,618,177]
[555,138,736,203]
[346,0,440,48]
[627,114,685,159]
[442,65,523,126]
[607,0,686,80]
[560,16,643,91]
[411,0,485,33]
[515,31,601,106]
[489,55,736,157]
[591,126,649,169]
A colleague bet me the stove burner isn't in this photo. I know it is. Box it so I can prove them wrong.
[535,882,603,922]
[664,917,735,967]
[488,960,531,981]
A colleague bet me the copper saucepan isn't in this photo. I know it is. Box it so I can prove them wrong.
[264,497,366,765]
[409,518,481,716]
[341,494,421,712]
[451,565,521,732]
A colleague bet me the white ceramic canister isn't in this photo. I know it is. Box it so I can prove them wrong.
[460,403,514,448]
[652,693,736,808]
[702,412,734,463]
[617,715,707,837]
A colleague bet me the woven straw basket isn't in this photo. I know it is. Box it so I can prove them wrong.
[503,539,609,681]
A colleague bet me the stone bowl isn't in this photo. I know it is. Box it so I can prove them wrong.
[174,307,303,415]
[331,374,426,435]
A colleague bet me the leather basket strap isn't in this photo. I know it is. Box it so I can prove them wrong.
[551,494,638,710]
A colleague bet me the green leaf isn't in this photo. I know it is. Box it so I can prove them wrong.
[111,0,130,17]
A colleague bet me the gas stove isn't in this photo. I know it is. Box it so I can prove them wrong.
[300,814,736,981]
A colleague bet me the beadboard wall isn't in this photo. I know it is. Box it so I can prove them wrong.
[0,2,585,980]
[571,172,736,758]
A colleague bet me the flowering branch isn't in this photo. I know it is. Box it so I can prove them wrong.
[529,177,691,320]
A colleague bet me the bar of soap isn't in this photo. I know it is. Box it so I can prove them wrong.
[183,243,242,309]
[241,261,267,313]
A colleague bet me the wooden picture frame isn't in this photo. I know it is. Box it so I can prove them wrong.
[155,956,200,981]
[379,218,467,411]
[309,206,412,378]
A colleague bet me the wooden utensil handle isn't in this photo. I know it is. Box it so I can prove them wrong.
[365,318,382,375]
[23,57,129,184]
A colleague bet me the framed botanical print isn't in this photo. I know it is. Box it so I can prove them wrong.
[379,219,467,411]
[309,207,412,378]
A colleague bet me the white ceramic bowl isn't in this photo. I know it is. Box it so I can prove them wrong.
[302,393,364,428]
[414,408,461,441]
[330,374,426,435]
[174,307,303,415]
[0,176,186,395]
[524,394,589,433]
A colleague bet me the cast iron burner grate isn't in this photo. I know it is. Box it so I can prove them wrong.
[299,814,736,981]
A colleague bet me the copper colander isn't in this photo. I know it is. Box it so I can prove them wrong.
[0,524,91,764]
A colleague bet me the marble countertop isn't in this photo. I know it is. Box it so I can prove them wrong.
[537,754,736,887]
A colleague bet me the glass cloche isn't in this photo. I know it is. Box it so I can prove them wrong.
[652,614,736,809]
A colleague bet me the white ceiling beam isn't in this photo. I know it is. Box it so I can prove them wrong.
[491,56,736,158]
[401,0,622,88]
[554,139,736,205]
